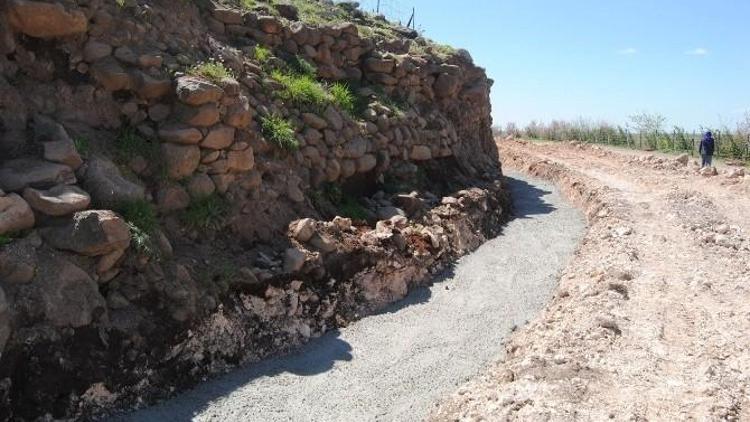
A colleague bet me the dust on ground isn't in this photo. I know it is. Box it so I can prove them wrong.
[432,139,750,421]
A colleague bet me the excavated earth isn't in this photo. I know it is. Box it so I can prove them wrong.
[434,139,750,421]
[116,171,585,421]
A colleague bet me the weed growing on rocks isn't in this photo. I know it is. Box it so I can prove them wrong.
[271,70,329,109]
[330,82,356,115]
[254,45,272,65]
[188,59,234,84]
[0,235,13,246]
[74,136,90,157]
[260,114,299,151]
[287,55,317,77]
[181,193,228,231]
[117,199,160,258]
[115,127,158,163]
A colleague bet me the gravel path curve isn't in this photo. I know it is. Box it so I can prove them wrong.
[116,172,585,422]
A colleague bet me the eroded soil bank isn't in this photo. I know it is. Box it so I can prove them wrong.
[434,139,750,421]
[117,171,584,422]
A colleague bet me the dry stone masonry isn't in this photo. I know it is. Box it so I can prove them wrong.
[0,0,502,419]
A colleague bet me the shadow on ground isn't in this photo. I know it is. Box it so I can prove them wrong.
[505,175,556,218]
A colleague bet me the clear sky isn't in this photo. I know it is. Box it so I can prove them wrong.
[358,0,750,130]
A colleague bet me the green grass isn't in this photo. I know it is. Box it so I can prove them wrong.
[271,70,330,109]
[116,199,160,258]
[287,55,317,77]
[260,114,299,151]
[117,200,158,234]
[115,127,158,163]
[237,0,255,9]
[188,60,234,84]
[254,45,272,64]
[330,82,356,115]
[181,193,229,231]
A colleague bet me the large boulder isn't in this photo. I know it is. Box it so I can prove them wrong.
[82,156,145,207]
[41,210,130,256]
[6,0,88,38]
[0,193,35,235]
[176,76,223,106]
[0,159,76,192]
[22,185,91,216]
[31,253,106,327]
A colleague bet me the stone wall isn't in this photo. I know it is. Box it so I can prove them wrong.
[0,0,501,419]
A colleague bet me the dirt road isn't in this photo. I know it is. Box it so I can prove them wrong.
[434,140,750,421]
[116,172,584,422]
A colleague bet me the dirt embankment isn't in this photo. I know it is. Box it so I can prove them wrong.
[434,139,750,421]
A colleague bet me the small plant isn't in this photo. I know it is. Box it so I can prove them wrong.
[116,200,160,258]
[115,0,126,7]
[260,114,299,151]
[237,0,255,9]
[330,82,356,115]
[339,197,369,221]
[74,136,90,157]
[0,235,13,247]
[117,200,157,234]
[254,45,272,64]
[188,59,234,84]
[271,70,330,109]
[287,55,317,77]
[181,193,228,231]
[115,126,158,163]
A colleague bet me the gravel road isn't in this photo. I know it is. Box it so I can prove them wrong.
[117,172,585,422]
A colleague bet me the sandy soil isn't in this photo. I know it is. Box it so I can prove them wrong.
[432,139,750,421]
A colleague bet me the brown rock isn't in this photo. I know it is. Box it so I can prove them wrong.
[23,185,90,216]
[42,210,130,256]
[227,147,254,172]
[186,173,216,199]
[357,154,377,173]
[82,156,145,207]
[83,40,112,62]
[201,125,236,150]
[91,58,132,91]
[33,254,106,327]
[179,103,220,127]
[364,57,396,73]
[156,185,190,212]
[283,247,306,273]
[410,145,432,161]
[291,218,316,242]
[0,159,76,192]
[224,98,253,128]
[43,139,83,170]
[132,71,171,100]
[0,193,34,235]
[212,8,243,25]
[258,16,282,34]
[7,0,87,38]
[176,76,224,106]
[159,125,203,145]
[162,144,201,180]
[303,113,328,130]
[323,106,344,131]
[433,73,461,98]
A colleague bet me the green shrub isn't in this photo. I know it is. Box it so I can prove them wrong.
[116,127,157,163]
[188,60,233,83]
[260,114,299,151]
[237,0,255,9]
[271,70,329,109]
[182,193,228,231]
[330,82,356,115]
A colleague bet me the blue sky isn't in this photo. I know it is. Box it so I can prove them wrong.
[358,0,750,130]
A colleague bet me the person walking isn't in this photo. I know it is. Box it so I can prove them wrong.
[699,131,715,168]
